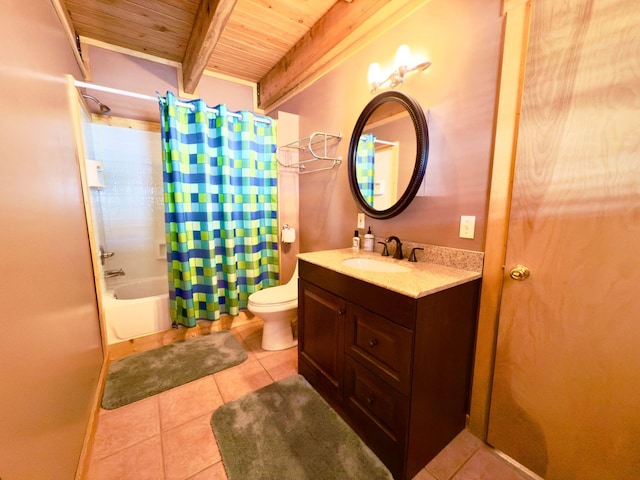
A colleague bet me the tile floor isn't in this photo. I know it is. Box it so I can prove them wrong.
[85,320,536,480]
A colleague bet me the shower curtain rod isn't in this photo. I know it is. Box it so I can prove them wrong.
[374,139,396,146]
[73,80,271,124]
[74,80,157,102]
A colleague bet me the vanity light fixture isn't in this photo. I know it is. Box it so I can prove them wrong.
[368,44,431,93]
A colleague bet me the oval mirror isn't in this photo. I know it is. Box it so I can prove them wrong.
[348,91,429,219]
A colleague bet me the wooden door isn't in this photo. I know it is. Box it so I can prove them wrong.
[487,1,640,479]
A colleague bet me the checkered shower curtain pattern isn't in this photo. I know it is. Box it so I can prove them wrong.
[160,92,279,328]
[356,134,376,206]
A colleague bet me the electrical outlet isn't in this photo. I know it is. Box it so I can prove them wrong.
[357,213,365,229]
[459,215,475,239]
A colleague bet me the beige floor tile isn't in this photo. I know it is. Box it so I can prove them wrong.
[452,446,532,480]
[234,317,299,360]
[258,345,298,382]
[230,330,259,364]
[412,468,439,480]
[86,436,164,480]
[187,461,228,480]
[159,375,224,431]
[91,397,160,461]
[425,429,483,479]
[233,320,271,358]
[88,327,529,480]
[213,357,273,402]
[162,412,221,480]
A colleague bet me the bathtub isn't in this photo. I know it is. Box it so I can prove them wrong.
[103,276,172,344]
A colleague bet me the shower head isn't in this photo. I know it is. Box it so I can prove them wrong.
[82,94,111,114]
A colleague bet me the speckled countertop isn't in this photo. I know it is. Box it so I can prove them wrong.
[297,248,483,299]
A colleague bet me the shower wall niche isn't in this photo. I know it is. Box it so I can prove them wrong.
[86,123,166,289]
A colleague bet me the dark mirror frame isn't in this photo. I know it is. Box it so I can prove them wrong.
[348,91,429,219]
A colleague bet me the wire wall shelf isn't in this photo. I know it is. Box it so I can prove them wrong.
[277,132,342,174]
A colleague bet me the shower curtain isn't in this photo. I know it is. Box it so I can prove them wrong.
[160,91,279,328]
[356,134,376,206]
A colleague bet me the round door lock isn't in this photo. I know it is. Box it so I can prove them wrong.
[509,264,531,281]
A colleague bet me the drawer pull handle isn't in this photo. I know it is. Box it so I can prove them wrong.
[338,309,345,315]
[369,339,378,347]
[366,396,375,405]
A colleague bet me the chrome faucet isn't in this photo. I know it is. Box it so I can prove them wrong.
[104,268,125,278]
[99,246,115,265]
[385,236,404,259]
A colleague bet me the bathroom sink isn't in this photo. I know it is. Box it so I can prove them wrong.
[341,257,410,273]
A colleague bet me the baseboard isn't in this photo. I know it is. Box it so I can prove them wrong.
[494,449,545,480]
[75,355,109,480]
[106,311,257,360]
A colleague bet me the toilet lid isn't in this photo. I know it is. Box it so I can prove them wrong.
[249,283,297,306]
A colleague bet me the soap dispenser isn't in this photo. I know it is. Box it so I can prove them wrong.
[352,230,360,251]
[363,227,375,252]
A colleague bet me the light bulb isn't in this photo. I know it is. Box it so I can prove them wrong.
[394,45,411,70]
[368,62,381,85]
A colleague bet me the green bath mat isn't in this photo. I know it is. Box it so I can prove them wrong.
[102,331,247,409]
[211,374,393,480]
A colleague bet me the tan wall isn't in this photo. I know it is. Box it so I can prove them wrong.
[271,0,503,253]
[0,2,103,478]
[83,45,256,122]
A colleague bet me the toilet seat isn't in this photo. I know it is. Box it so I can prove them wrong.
[248,283,297,308]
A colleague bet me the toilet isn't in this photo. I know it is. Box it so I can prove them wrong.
[247,262,298,351]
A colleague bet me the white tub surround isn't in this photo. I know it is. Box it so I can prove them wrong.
[103,276,171,344]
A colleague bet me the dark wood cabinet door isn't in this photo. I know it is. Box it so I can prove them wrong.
[298,279,347,404]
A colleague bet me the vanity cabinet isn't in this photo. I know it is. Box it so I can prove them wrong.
[298,260,480,480]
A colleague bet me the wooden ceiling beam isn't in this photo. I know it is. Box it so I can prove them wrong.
[50,0,90,80]
[182,0,237,94]
[257,0,428,110]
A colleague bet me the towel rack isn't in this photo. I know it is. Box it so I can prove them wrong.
[277,132,342,174]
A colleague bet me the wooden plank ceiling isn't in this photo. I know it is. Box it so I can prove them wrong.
[62,0,423,109]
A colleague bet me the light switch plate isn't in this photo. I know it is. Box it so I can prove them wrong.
[459,215,475,239]
[357,213,365,229]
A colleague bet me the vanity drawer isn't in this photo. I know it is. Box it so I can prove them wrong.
[299,260,416,328]
[346,303,413,395]
[344,356,408,479]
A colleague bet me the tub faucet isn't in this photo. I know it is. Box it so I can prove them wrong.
[385,236,404,259]
[105,268,125,278]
